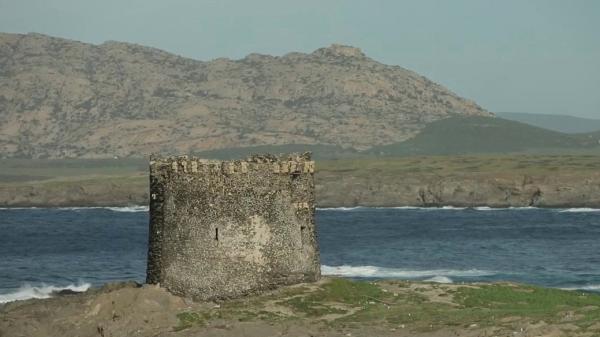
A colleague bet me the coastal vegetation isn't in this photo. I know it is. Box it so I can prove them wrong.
[369,116,600,156]
[173,278,600,333]
[3,278,600,336]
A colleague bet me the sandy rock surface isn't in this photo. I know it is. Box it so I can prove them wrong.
[2,279,599,337]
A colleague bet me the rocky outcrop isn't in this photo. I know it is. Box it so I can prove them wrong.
[0,33,490,159]
[316,172,600,208]
[1,171,599,208]
[0,176,148,207]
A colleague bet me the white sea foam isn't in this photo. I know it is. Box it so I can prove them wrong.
[0,207,40,210]
[57,206,148,212]
[55,207,93,211]
[559,208,600,213]
[473,206,532,211]
[473,206,542,211]
[105,206,149,212]
[317,206,365,211]
[317,205,543,211]
[561,284,600,292]
[0,282,91,304]
[314,206,551,211]
[317,206,467,211]
[424,276,454,284]
[0,206,573,212]
[321,265,495,279]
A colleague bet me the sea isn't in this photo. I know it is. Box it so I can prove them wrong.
[1,206,600,303]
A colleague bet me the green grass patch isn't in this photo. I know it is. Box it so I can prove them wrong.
[284,296,348,317]
[0,158,146,181]
[174,311,210,331]
[173,280,600,333]
[454,284,600,327]
[329,281,600,332]
[279,279,382,317]
[3,154,600,188]
[369,116,600,156]
[230,310,284,322]
[319,278,384,304]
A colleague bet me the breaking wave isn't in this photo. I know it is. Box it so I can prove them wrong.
[321,265,496,279]
[0,207,40,210]
[104,206,149,212]
[57,206,148,212]
[474,206,542,211]
[316,206,543,211]
[440,206,467,210]
[2,205,491,212]
[317,206,468,211]
[559,208,600,213]
[316,206,365,211]
[0,282,91,304]
[424,276,454,284]
[561,284,600,292]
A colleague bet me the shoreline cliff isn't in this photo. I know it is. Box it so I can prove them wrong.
[1,173,599,209]
[2,155,599,208]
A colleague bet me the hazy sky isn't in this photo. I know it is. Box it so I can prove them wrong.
[1,0,599,118]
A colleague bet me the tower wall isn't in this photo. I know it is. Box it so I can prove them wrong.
[146,153,320,300]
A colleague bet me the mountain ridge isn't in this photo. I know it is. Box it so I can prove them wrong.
[0,32,489,158]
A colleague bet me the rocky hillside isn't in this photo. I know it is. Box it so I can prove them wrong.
[0,33,490,159]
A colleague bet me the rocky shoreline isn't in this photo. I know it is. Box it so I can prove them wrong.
[1,173,599,209]
[316,172,600,209]
[2,155,600,209]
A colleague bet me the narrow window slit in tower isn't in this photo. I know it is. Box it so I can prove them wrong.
[215,228,219,241]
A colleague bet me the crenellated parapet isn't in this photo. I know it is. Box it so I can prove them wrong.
[150,154,315,176]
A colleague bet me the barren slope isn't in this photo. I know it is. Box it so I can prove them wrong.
[0,33,489,158]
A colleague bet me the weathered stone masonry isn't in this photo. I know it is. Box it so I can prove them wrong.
[146,153,320,300]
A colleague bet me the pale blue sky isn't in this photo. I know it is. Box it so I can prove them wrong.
[1,0,599,118]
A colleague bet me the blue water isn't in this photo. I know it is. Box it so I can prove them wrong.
[1,206,600,301]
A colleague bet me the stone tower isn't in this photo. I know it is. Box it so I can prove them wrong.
[146,153,320,300]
